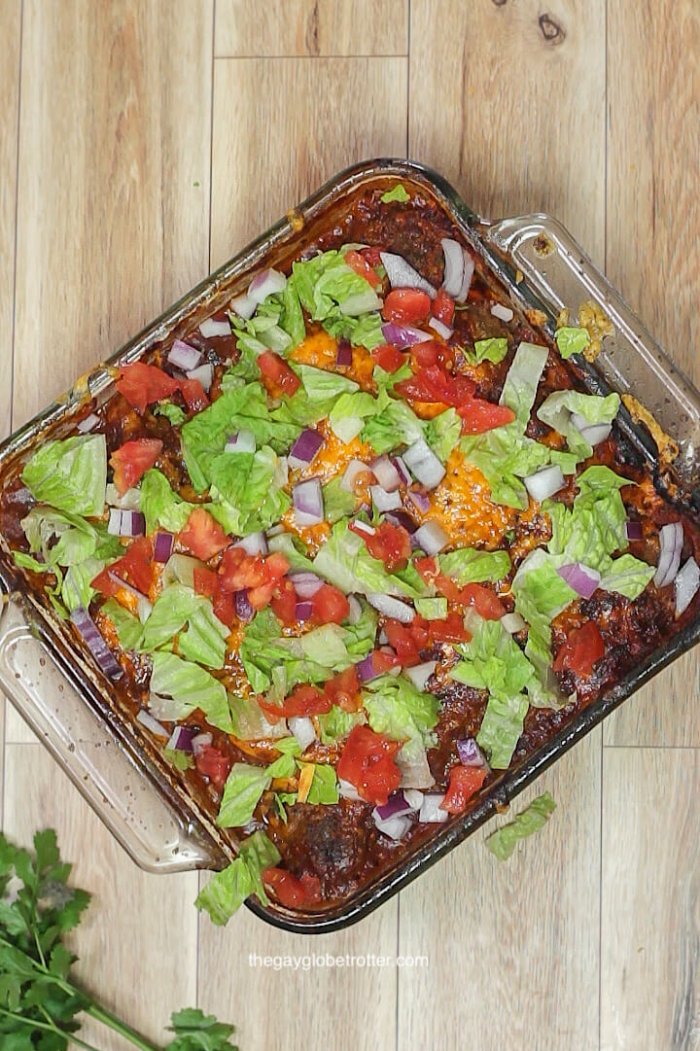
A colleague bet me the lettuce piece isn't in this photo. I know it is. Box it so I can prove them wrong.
[414,596,448,620]
[274,388,336,427]
[21,505,120,567]
[22,434,107,517]
[195,830,280,924]
[373,360,412,391]
[312,519,423,598]
[381,184,410,203]
[511,548,576,696]
[361,392,425,454]
[424,408,461,463]
[499,342,549,426]
[470,338,509,364]
[461,424,578,511]
[439,547,511,585]
[485,791,556,859]
[555,327,590,359]
[139,584,201,651]
[537,390,620,459]
[266,531,315,572]
[364,674,440,789]
[179,601,229,669]
[328,391,379,443]
[322,476,358,524]
[290,250,375,322]
[208,446,290,535]
[229,693,288,742]
[149,651,232,732]
[100,598,142,649]
[265,736,302,779]
[294,363,359,401]
[217,763,271,828]
[280,280,306,347]
[60,557,104,613]
[477,693,529,769]
[303,763,339,804]
[140,469,193,534]
[222,344,261,384]
[547,466,629,569]
[154,401,187,426]
[323,309,385,351]
[451,615,534,700]
[318,706,366,744]
[598,552,655,600]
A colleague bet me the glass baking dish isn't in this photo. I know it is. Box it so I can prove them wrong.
[1,159,699,933]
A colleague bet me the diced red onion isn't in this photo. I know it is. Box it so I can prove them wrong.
[404,661,437,691]
[428,316,453,341]
[186,362,214,392]
[288,715,316,752]
[379,251,436,298]
[403,439,445,490]
[347,594,362,624]
[367,593,415,623]
[293,479,324,527]
[136,709,169,737]
[339,289,382,316]
[524,465,565,502]
[289,572,323,598]
[371,455,402,492]
[355,652,382,683]
[456,251,475,303]
[372,808,412,840]
[371,485,402,513]
[77,412,100,433]
[501,611,527,634]
[234,590,254,622]
[675,557,700,616]
[381,322,431,349]
[199,317,231,339]
[192,732,213,757]
[168,340,202,371]
[407,489,431,515]
[288,428,324,468]
[375,791,413,820]
[404,789,424,810]
[107,509,146,537]
[339,778,362,801]
[557,562,602,600]
[153,531,174,563]
[384,510,417,534]
[233,532,268,556]
[440,238,465,298]
[418,793,449,823]
[412,520,449,555]
[625,520,643,542]
[341,459,373,492]
[295,601,313,622]
[655,522,683,587]
[392,456,412,486]
[457,738,486,767]
[491,302,514,323]
[248,268,287,305]
[230,292,257,320]
[225,429,256,454]
[351,519,376,536]
[71,607,122,680]
[166,725,197,752]
[336,339,352,367]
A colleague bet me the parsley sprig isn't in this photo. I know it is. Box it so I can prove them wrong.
[0,829,238,1050]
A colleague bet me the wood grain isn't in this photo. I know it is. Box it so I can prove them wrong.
[210,56,408,270]
[3,744,199,1050]
[600,747,700,1051]
[604,0,700,748]
[409,0,607,265]
[215,0,408,57]
[398,734,602,1051]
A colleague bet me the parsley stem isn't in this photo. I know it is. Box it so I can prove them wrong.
[0,1007,101,1051]
[85,1002,162,1051]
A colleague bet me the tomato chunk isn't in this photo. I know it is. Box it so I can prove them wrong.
[431,288,455,327]
[323,665,362,712]
[337,725,402,806]
[179,377,209,413]
[178,507,230,561]
[458,399,516,434]
[93,536,154,597]
[109,438,162,496]
[262,867,321,908]
[310,584,350,625]
[413,339,454,370]
[260,684,331,720]
[270,578,298,626]
[116,362,179,414]
[344,249,382,290]
[195,745,232,791]
[440,765,488,815]
[354,520,412,573]
[384,619,422,667]
[553,621,605,678]
[383,288,431,325]
[371,343,406,374]
[427,611,470,643]
[193,566,218,597]
[258,350,300,397]
[396,365,475,407]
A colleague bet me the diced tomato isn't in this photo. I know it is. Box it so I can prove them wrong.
[310,584,350,625]
[337,725,401,806]
[193,566,218,597]
[372,649,402,675]
[179,377,209,413]
[247,552,291,611]
[435,576,505,620]
[93,536,154,597]
[262,867,321,908]
[358,520,412,573]
[212,586,236,629]
[270,578,298,626]
[427,611,470,643]
[322,665,362,712]
[440,765,488,815]
[431,288,455,327]
[194,745,232,791]
[396,365,475,407]
[260,684,331,720]
[361,246,383,269]
[553,621,605,678]
[258,350,300,397]
[371,343,406,374]
[109,438,162,496]
[115,362,179,414]
[219,546,265,591]
[413,339,454,369]
[415,555,440,585]
[458,398,516,434]
[383,288,431,325]
[178,507,230,561]
[91,566,119,598]
[344,249,382,290]
[384,619,422,667]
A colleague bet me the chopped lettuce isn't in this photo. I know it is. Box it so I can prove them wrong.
[373,360,412,391]
[294,363,359,401]
[312,519,423,598]
[154,401,187,426]
[485,792,556,860]
[195,830,280,924]
[60,557,104,613]
[288,250,385,350]
[140,469,193,534]
[439,547,511,585]
[414,596,448,620]
[470,338,509,365]
[424,408,461,463]
[318,706,366,744]
[547,465,630,569]
[499,342,549,426]
[100,598,142,649]
[138,583,228,669]
[364,674,439,789]
[328,391,379,443]
[302,763,339,804]
[229,693,288,741]
[381,184,410,203]
[555,327,590,359]
[178,601,229,668]
[322,476,358,523]
[537,390,620,459]
[208,445,291,535]
[598,552,655,599]
[361,392,424,454]
[265,736,302,779]
[217,763,271,828]
[149,651,233,732]
[476,692,529,770]
[511,549,576,703]
[21,505,120,567]
[22,434,107,517]
[266,531,315,573]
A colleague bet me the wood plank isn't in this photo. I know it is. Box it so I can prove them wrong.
[409,0,607,265]
[6,0,214,744]
[601,747,700,1050]
[215,0,407,57]
[604,0,700,748]
[398,734,601,1051]
[3,744,199,1050]
[210,56,408,270]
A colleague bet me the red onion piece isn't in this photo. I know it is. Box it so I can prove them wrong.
[108,509,146,537]
[456,251,475,303]
[289,571,323,599]
[136,709,169,737]
[248,268,287,305]
[233,532,268,556]
[371,485,402,513]
[655,522,683,587]
[71,608,122,680]
[428,316,453,341]
[402,439,445,490]
[199,317,231,339]
[230,292,257,319]
[168,340,202,372]
[234,590,254,622]
[372,807,412,840]
[336,339,352,367]
[675,556,700,616]
[457,738,486,767]
[375,791,413,821]
[341,459,373,492]
[440,238,465,298]
[153,531,174,563]
[367,593,415,623]
[192,732,213,757]
[404,661,437,691]
[384,510,417,534]
[418,793,449,823]
[524,465,565,502]
[167,725,197,752]
[295,601,313,621]
[392,456,412,486]
[293,479,324,526]
[372,455,402,492]
[381,322,431,349]
[557,562,602,600]
[288,428,324,468]
[355,652,382,683]
[491,302,514,323]
[379,251,436,298]
[625,520,643,541]
[77,412,100,433]
[225,429,256,454]
[412,520,449,555]
[186,362,214,392]
[407,489,430,515]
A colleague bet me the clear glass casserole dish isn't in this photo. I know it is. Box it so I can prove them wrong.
[1,158,699,932]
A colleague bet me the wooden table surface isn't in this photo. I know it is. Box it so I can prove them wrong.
[1,2,699,1049]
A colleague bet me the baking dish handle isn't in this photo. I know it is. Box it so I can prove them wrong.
[0,590,219,874]
[478,213,700,486]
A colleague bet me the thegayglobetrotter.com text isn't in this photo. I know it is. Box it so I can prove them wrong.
[248,952,429,971]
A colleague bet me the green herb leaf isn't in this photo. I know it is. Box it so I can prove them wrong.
[167,1007,238,1051]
